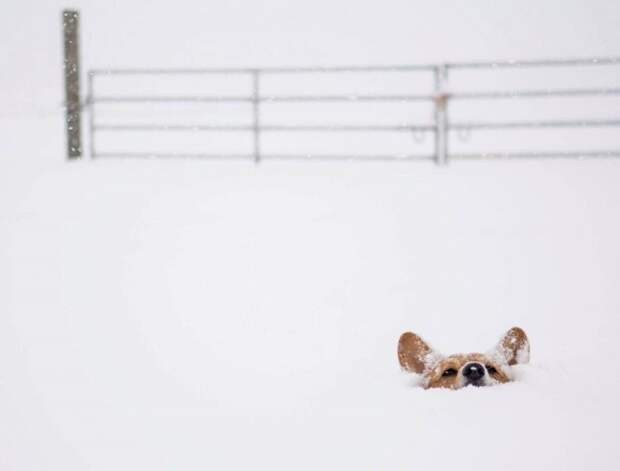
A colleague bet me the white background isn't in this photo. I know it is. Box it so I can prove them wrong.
[2,1,620,470]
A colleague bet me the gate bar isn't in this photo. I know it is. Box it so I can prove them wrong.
[252,70,261,163]
[88,57,620,76]
[434,65,448,165]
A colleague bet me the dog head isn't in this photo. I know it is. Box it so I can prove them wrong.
[397,327,530,389]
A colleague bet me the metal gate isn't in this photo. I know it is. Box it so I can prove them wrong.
[64,11,620,164]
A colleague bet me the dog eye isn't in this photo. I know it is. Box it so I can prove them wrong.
[442,368,457,377]
[486,365,497,374]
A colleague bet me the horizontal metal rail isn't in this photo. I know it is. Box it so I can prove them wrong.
[91,89,620,104]
[445,57,620,69]
[451,88,620,99]
[94,119,620,132]
[92,94,434,103]
[94,152,255,159]
[89,57,620,76]
[94,95,253,103]
[90,65,436,75]
[95,152,435,161]
[94,151,620,160]
[452,150,620,159]
[448,119,620,130]
[94,124,436,132]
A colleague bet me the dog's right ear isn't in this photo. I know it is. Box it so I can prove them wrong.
[397,332,437,374]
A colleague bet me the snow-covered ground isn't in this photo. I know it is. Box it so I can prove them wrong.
[2,1,620,470]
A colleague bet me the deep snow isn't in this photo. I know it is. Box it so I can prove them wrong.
[3,159,620,470]
[2,1,620,470]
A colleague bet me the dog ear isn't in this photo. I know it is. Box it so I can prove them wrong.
[398,332,438,374]
[494,327,530,365]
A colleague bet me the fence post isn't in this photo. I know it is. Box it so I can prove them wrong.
[252,70,261,163]
[62,9,82,159]
[434,65,448,165]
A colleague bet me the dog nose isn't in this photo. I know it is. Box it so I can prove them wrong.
[463,362,485,381]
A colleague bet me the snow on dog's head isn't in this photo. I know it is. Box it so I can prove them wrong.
[397,327,530,389]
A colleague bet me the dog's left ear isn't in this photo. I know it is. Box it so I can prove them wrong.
[493,327,530,365]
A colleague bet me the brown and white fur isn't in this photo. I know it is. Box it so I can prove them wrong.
[398,327,530,389]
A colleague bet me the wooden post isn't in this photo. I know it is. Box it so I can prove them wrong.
[63,10,82,159]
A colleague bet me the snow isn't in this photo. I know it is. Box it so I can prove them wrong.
[3,159,620,470]
[3,1,620,470]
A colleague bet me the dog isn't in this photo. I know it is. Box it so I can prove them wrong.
[397,327,530,389]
